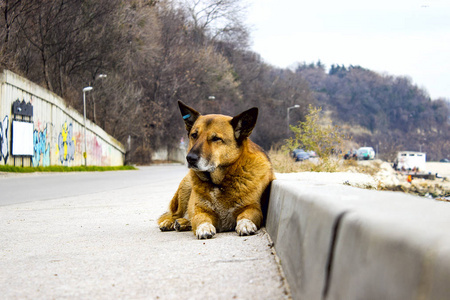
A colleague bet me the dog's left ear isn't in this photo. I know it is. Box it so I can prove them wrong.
[178,101,200,133]
[230,107,258,142]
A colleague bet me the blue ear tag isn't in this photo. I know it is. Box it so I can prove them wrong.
[183,114,191,120]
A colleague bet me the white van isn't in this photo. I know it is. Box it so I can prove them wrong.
[395,151,426,171]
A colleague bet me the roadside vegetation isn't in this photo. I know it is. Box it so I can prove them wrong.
[269,150,381,174]
[274,104,350,172]
[270,105,450,198]
[0,165,136,173]
[282,105,348,172]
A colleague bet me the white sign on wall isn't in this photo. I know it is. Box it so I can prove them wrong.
[11,120,34,156]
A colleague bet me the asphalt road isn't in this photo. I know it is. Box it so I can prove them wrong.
[0,165,188,206]
[0,165,290,299]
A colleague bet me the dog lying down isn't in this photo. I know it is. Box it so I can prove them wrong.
[158,101,275,239]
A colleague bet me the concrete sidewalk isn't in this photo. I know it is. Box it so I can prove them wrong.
[0,173,290,299]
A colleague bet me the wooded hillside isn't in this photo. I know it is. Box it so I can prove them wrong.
[296,62,450,160]
[1,0,448,162]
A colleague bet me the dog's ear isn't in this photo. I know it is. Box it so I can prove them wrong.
[230,107,258,142]
[178,101,200,133]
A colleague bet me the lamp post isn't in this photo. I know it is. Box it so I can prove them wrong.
[92,74,107,124]
[82,86,93,166]
[287,105,300,134]
[208,96,220,112]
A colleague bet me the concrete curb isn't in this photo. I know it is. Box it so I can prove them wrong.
[267,175,450,300]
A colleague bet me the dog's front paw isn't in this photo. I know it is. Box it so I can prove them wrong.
[159,219,174,231]
[236,219,257,236]
[174,218,192,232]
[196,222,216,239]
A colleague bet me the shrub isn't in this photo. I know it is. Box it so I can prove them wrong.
[283,105,349,172]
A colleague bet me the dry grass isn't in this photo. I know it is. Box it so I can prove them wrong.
[269,149,383,175]
[269,149,341,173]
[339,159,382,175]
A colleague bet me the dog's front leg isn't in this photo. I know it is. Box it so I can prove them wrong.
[235,204,263,236]
[189,198,218,239]
[192,210,218,239]
[158,175,191,231]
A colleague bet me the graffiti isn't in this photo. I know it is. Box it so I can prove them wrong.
[32,127,50,167]
[0,116,9,163]
[92,137,102,161]
[57,122,76,164]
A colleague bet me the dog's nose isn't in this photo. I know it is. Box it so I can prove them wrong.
[186,152,199,166]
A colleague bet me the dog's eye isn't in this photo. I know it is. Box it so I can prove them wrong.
[191,132,198,139]
[211,136,222,142]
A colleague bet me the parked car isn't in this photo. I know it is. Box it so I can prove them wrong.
[292,148,310,161]
[344,150,357,160]
[440,158,450,163]
[357,147,375,160]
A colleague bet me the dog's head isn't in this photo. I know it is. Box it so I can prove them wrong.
[178,101,258,172]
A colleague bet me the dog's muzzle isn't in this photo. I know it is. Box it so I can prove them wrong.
[186,152,215,172]
[186,152,199,168]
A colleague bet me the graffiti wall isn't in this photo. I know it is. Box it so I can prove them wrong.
[56,122,76,164]
[0,70,125,167]
[32,127,50,167]
[0,116,9,164]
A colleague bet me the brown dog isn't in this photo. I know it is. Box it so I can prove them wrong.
[157,101,274,239]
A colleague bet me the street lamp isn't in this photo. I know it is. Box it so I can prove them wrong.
[82,86,93,166]
[287,105,300,134]
[92,74,107,124]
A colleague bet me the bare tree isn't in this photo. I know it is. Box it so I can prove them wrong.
[175,0,248,45]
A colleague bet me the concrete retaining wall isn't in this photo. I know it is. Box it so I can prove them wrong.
[267,174,450,300]
[152,146,186,163]
[0,70,125,167]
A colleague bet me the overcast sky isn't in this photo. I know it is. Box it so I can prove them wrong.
[244,0,450,100]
